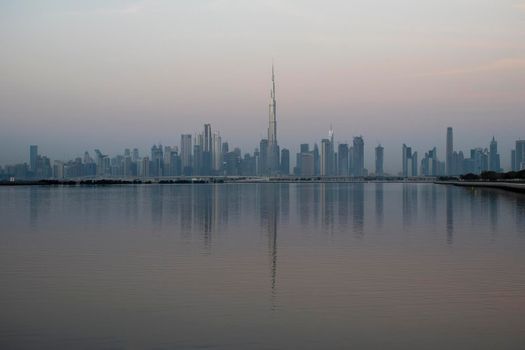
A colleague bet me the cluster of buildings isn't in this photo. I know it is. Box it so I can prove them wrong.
[444,127,515,176]
[0,67,523,180]
[291,131,369,177]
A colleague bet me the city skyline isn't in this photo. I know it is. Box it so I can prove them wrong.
[1,1,525,171]
[0,65,522,175]
[2,124,521,180]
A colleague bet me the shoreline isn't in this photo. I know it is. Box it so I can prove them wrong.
[2,179,524,193]
[435,181,525,193]
[0,177,437,186]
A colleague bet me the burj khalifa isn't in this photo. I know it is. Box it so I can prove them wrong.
[267,64,279,174]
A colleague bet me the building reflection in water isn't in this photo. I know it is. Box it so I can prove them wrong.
[195,185,213,250]
[297,184,314,229]
[180,186,193,235]
[375,183,383,228]
[402,183,418,228]
[280,183,290,225]
[29,187,41,229]
[338,183,349,231]
[124,185,139,228]
[258,184,279,308]
[421,183,437,225]
[516,196,525,235]
[446,186,454,245]
[320,183,335,234]
[150,185,164,231]
[352,183,365,237]
[28,187,51,230]
[485,191,499,236]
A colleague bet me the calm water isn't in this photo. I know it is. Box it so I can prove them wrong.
[1,183,525,349]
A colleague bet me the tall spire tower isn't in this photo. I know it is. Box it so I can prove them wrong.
[267,63,279,174]
[268,63,277,146]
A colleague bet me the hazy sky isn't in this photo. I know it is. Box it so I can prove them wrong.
[1,0,524,172]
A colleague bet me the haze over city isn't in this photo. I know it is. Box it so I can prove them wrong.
[4,2,525,350]
[1,0,525,172]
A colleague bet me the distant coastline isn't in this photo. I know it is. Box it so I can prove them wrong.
[0,177,437,186]
[436,181,525,193]
[2,178,525,194]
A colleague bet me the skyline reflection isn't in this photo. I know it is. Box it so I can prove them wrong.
[16,183,525,247]
[2,183,525,349]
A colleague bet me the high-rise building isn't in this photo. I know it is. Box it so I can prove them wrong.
[420,147,445,176]
[329,127,335,175]
[140,157,150,178]
[280,149,290,175]
[203,124,212,175]
[352,136,364,177]
[516,140,525,171]
[173,151,182,176]
[53,160,64,179]
[94,149,110,177]
[319,129,335,176]
[193,144,203,175]
[446,127,453,175]
[300,153,314,176]
[180,134,192,176]
[313,143,320,176]
[259,139,269,175]
[295,144,311,176]
[267,64,279,175]
[212,132,222,173]
[132,148,139,162]
[466,148,488,174]
[489,136,501,172]
[150,144,163,177]
[203,124,212,153]
[222,142,229,155]
[320,139,331,176]
[453,151,465,175]
[337,144,349,176]
[375,144,384,177]
[29,145,38,173]
[402,144,418,177]
[223,151,240,176]
[511,149,517,171]
[254,148,260,175]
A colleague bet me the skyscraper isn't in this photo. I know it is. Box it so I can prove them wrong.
[203,124,212,175]
[329,126,335,175]
[421,147,445,176]
[132,148,139,162]
[402,144,418,177]
[150,144,163,177]
[352,136,364,177]
[320,139,331,176]
[446,127,453,175]
[300,153,314,176]
[193,144,202,175]
[516,140,525,171]
[212,132,222,174]
[180,134,192,176]
[489,136,500,172]
[259,139,268,176]
[313,144,320,176]
[280,148,290,175]
[375,144,384,177]
[29,145,38,173]
[267,64,279,175]
[337,143,349,176]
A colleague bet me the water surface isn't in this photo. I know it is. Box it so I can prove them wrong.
[1,183,525,349]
